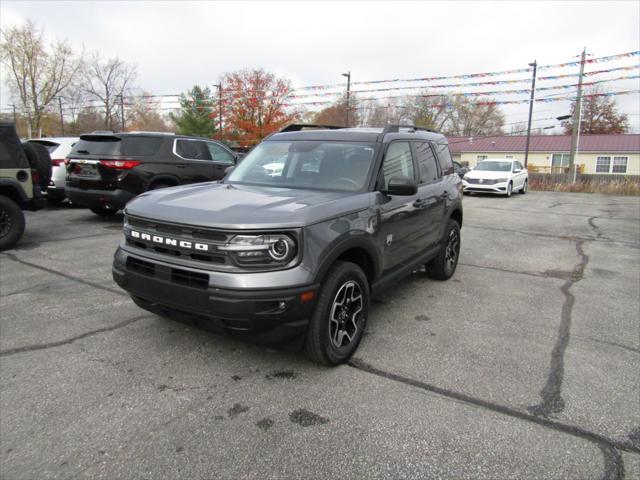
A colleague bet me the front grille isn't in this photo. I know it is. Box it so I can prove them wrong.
[466,178,497,185]
[171,267,209,289]
[126,257,155,276]
[128,217,229,242]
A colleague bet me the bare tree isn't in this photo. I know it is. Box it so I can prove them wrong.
[406,93,453,131]
[128,93,172,132]
[82,52,137,131]
[562,85,629,134]
[0,19,80,136]
[444,96,505,136]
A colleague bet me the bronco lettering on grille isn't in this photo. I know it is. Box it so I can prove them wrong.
[129,229,209,251]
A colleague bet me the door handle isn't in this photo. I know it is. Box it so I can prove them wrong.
[413,198,427,208]
[176,164,186,169]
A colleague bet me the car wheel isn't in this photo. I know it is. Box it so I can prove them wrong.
[305,261,369,366]
[426,219,461,281]
[90,206,118,217]
[0,196,26,251]
[505,182,513,197]
[519,179,528,194]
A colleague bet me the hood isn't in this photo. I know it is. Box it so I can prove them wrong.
[125,182,371,229]
[465,170,512,180]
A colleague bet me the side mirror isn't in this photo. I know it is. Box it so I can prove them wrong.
[513,168,522,173]
[383,177,417,196]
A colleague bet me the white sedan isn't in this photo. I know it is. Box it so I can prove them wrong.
[462,159,528,197]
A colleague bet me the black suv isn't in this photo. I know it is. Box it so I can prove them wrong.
[65,132,241,216]
[112,124,463,365]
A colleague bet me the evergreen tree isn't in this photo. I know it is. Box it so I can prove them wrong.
[170,85,217,137]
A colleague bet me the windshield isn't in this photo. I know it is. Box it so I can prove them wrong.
[475,161,512,172]
[227,141,378,191]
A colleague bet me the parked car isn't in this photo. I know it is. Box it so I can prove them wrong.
[27,137,78,203]
[112,124,463,365]
[462,159,528,197]
[65,132,242,216]
[0,123,51,250]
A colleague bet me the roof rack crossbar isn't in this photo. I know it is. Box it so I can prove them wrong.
[279,124,344,132]
[377,124,437,141]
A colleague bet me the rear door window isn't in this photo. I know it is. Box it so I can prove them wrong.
[434,141,455,175]
[415,141,441,184]
[175,139,212,160]
[205,142,235,164]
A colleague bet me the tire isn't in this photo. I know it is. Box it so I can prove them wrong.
[426,219,461,281]
[505,182,513,197]
[0,196,26,251]
[519,179,528,194]
[305,261,370,366]
[22,143,52,190]
[90,206,118,217]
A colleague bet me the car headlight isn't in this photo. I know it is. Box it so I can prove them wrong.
[495,178,508,183]
[219,233,297,267]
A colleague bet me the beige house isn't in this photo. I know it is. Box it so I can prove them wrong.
[447,134,640,175]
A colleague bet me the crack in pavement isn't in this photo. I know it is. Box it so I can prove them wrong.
[348,358,635,480]
[0,314,151,357]
[459,262,571,279]
[527,240,588,417]
[0,252,126,297]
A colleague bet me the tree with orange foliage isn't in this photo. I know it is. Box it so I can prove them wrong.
[218,69,298,146]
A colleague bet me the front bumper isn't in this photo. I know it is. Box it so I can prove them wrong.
[462,180,508,194]
[112,247,318,343]
[66,186,135,210]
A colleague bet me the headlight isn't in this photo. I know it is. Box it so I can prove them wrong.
[495,178,508,183]
[219,233,297,267]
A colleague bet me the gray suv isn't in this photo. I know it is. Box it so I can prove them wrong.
[113,124,463,365]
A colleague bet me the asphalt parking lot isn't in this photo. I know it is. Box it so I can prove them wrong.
[1,191,639,479]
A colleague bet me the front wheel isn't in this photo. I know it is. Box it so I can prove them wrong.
[305,261,369,365]
[519,179,528,194]
[90,206,118,217]
[505,182,513,197]
[0,196,26,251]
[426,219,461,281]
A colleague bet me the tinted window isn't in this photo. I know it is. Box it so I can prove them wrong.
[434,141,454,175]
[381,141,414,189]
[71,136,163,156]
[206,142,234,164]
[28,140,60,153]
[176,139,212,160]
[415,142,440,184]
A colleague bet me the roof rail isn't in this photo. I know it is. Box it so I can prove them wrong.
[279,124,344,132]
[376,124,437,141]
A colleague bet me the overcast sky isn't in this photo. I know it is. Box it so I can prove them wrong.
[1,0,639,133]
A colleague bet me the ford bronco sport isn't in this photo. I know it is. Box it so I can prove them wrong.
[113,124,463,365]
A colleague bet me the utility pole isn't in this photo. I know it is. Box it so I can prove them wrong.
[215,83,223,140]
[342,71,351,127]
[57,97,65,136]
[568,48,587,183]
[11,104,17,125]
[523,60,537,168]
[119,94,125,131]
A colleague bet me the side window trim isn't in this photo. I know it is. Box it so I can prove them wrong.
[173,138,213,162]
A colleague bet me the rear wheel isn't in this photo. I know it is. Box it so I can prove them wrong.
[0,196,25,251]
[305,261,369,365]
[426,219,461,281]
[90,206,118,217]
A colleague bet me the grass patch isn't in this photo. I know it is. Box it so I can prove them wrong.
[529,178,640,195]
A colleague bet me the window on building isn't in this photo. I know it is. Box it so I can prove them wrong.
[506,155,513,159]
[551,153,570,167]
[596,156,611,173]
[477,155,487,162]
[612,156,628,174]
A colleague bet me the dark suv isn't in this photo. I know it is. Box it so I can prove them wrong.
[65,132,241,216]
[112,124,463,364]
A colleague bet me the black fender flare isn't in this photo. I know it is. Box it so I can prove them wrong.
[0,179,28,204]
[313,234,381,287]
[146,175,181,190]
